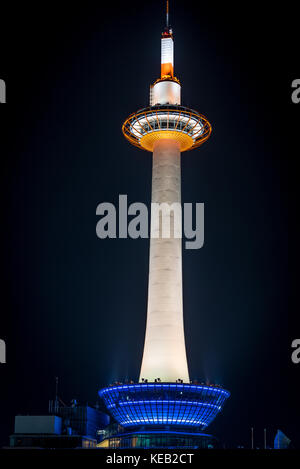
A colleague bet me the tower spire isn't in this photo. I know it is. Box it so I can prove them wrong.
[166,0,169,28]
[161,0,174,79]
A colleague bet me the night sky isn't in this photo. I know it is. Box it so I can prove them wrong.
[0,1,298,449]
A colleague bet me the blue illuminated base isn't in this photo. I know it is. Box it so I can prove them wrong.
[99,383,230,431]
[99,430,219,449]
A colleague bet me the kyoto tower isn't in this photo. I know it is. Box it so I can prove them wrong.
[99,2,230,449]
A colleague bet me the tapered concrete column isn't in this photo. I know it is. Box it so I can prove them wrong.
[139,139,190,383]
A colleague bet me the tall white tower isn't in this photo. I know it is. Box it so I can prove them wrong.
[122,2,212,383]
[99,4,230,444]
[140,136,188,383]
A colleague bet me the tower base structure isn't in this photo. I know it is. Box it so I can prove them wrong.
[98,382,230,449]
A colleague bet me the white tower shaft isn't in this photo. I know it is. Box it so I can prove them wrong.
[139,138,190,383]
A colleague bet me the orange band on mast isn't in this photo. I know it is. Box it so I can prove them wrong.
[161,63,174,78]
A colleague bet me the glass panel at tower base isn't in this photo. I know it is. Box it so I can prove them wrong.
[98,431,219,449]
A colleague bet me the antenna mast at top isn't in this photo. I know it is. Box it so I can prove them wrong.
[55,376,58,402]
[166,0,169,28]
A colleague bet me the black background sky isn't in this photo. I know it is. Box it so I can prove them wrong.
[0,0,299,449]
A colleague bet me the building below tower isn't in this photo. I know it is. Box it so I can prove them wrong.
[8,401,110,449]
[98,430,219,449]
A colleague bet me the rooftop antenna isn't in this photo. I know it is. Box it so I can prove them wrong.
[55,376,59,412]
[264,428,267,449]
[55,376,58,402]
[166,0,169,28]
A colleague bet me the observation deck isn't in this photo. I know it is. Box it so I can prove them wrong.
[122,105,212,152]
